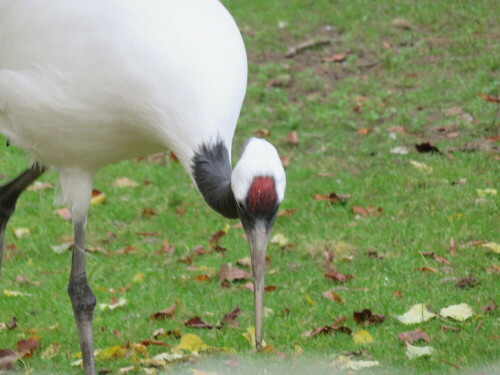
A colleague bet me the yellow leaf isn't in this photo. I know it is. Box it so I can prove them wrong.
[175,334,208,353]
[241,327,266,348]
[352,330,373,344]
[294,345,303,355]
[41,342,60,360]
[477,188,497,198]
[132,272,145,283]
[394,303,436,324]
[13,227,30,239]
[440,303,473,321]
[97,345,124,360]
[3,289,31,297]
[409,160,433,172]
[481,242,500,254]
[131,343,148,355]
[98,297,127,311]
[90,189,106,206]
[304,293,315,305]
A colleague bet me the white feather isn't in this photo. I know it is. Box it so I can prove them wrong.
[0,0,247,215]
[231,138,286,204]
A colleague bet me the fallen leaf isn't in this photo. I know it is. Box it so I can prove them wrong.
[477,93,500,103]
[409,160,433,172]
[285,38,331,58]
[194,274,210,282]
[3,289,31,297]
[445,106,464,117]
[415,142,441,154]
[480,301,495,314]
[142,207,157,218]
[333,356,380,371]
[352,206,382,217]
[392,18,412,30]
[285,131,299,145]
[352,330,373,344]
[12,227,30,239]
[322,291,342,303]
[115,245,137,255]
[313,192,350,203]
[455,276,477,289]
[325,267,353,283]
[353,309,385,326]
[394,304,436,324]
[219,264,251,282]
[0,317,17,331]
[132,272,145,283]
[156,240,175,256]
[390,146,409,155]
[90,189,106,206]
[185,317,217,329]
[271,233,289,247]
[405,343,434,359]
[17,338,39,358]
[149,304,177,321]
[440,303,473,321]
[221,306,241,328]
[99,297,127,311]
[0,349,19,369]
[174,334,209,353]
[397,329,431,344]
[242,327,266,348]
[450,237,457,256]
[51,242,73,254]
[322,52,348,63]
[441,325,460,333]
[476,189,497,198]
[415,266,437,273]
[481,242,500,253]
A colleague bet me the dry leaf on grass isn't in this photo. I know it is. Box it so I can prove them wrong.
[394,304,436,324]
[405,343,434,359]
[440,303,473,321]
[397,329,431,344]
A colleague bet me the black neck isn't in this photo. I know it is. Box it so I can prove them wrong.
[191,140,239,219]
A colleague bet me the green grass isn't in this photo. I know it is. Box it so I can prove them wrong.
[1,0,499,374]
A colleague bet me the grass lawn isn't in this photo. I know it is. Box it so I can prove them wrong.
[1,0,499,374]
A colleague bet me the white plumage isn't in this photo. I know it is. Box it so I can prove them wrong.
[1,0,247,217]
[0,1,285,372]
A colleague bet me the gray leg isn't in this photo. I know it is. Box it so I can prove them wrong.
[0,164,44,275]
[67,217,97,375]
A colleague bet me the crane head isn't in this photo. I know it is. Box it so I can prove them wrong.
[231,137,286,350]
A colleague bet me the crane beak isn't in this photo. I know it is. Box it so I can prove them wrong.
[237,208,276,352]
[245,219,269,351]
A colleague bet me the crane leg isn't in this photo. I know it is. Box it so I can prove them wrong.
[68,216,97,375]
[0,164,45,276]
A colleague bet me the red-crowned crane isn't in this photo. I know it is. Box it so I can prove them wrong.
[0,0,286,373]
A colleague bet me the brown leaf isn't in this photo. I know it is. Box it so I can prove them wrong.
[17,338,39,358]
[149,304,176,321]
[0,349,18,369]
[221,306,241,328]
[277,208,298,217]
[54,208,72,220]
[481,301,496,313]
[397,329,431,344]
[415,266,437,273]
[139,339,170,348]
[322,52,348,63]
[209,230,226,249]
[324,267,353,283]
[455,276,477,289]
[286,131,299,145]
[115,245,137,255]
[392,290,403,299]
[353,309,385,326]
[156,240,175,256]
[485,265,500,273]
[243,283,277,292]
[357,128,372,135]
[388,126,407,134]
[450,237,457,256]
[219,264,251,282]
[477,93,500,103]
[441,325,460,333]
[322,291,342,303]
[142,207,157,218]
[415,142,442,154]
[280,155,291,167]
[314,192,350,203]
[253,129,271,138]
[184,317,217,329]
[4,317,17,330]
[194,274,210,282]
[15,275,41,286]
[352,206,382,217]
[419,252,451,265]
[392,18,412,30]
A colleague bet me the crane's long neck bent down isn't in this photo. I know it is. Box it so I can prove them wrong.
[192,140,238,219]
